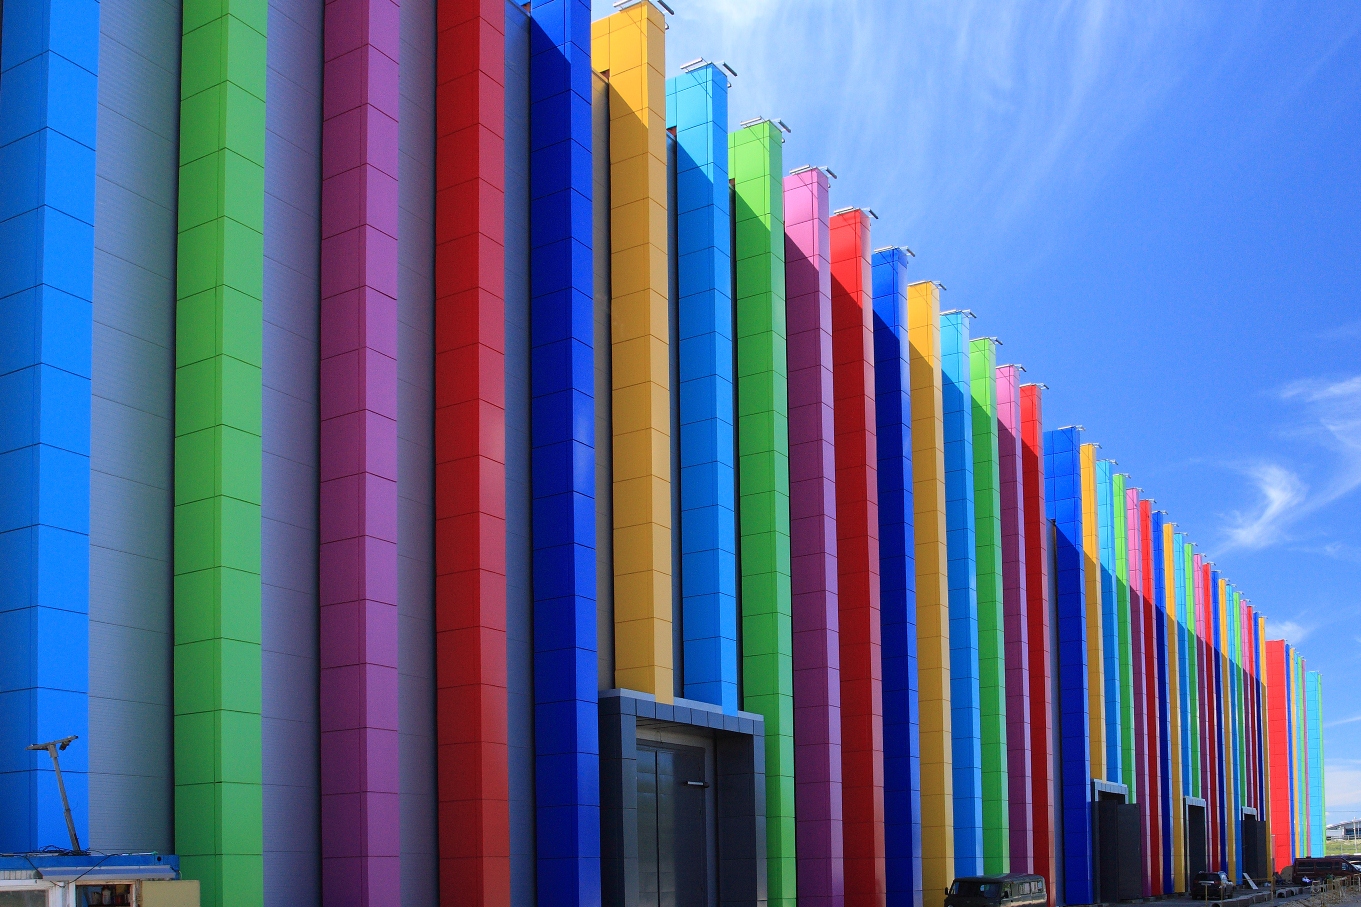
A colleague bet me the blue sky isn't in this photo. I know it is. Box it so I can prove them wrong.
[594,0,1361,821]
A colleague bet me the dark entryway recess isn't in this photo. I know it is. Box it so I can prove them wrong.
[638,743,708,907]
[1186,802,1208,880]
[1242,815,1268,880]
[1094,792,1143,902]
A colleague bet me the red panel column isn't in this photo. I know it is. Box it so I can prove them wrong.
[1020,384,1057,903]
[1266,639,1290,871]
[434,2,509,904]
[830,208,886,907]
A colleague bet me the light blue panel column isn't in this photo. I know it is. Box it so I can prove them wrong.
[666,64,737,712]
[0,0,99,853]
[941,308,982,876]
[1306,670,1323,857]
[1045,426,1094,906]
[873,248,923,907]
[1096,459,1122,780]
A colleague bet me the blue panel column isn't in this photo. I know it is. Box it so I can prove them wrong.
[872,248,923,907]
[666,64,737,712]
[0,0,99,853]
[1045,426,1094,905]
[941,309,982,876]
[529,1,600,902]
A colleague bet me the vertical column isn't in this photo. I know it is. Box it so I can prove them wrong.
[530,2,600,903]
[872,248,923,907]
[173,0,267,898]
[593,1,673,701]
[1294,653,1307,858]
[1020,384,1056,900]
[941,309,982,876]
[1164,520,1186,891]
[435,0,510,902]
[969,337,1008,875]
[1123,485,1147,889]
[1113,474,1134,800]
[996,366,1031,874]
[1267,639,1288,869]
[1141,499,1164,891]
[1045,426,1094,905]
[1177,534,1199,798]
[1306,671,1324,857]
[1096,460,1121,781]
[784,166,843,907]
[731,121,796,907]
[1155,513,1180,892]
[1113,476,1135,800]
[1079,445,1106,782]
[668,64,737,710]
[830,208,885,907]
[907,281,953,907]
[319,0,402,898]
[0,0,98,853]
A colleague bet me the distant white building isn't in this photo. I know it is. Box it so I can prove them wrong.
[1327,819,1361,841]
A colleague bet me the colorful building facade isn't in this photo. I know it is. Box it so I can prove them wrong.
[0,2,1328,906]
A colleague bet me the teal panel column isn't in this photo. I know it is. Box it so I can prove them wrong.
[1096,459,1121,780]
[941,309,982,876]
[667,63,738,711]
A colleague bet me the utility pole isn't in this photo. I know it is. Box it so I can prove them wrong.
[27,735,84,854]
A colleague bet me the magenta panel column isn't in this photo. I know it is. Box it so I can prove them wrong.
[996,365,1032,872]
[785,167,845,907]
[318,0,402,901]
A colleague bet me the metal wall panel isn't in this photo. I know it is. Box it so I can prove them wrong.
[399,0,438,897]
[87,0,180,855]
[505,5,535,905]
[261,0,323,900]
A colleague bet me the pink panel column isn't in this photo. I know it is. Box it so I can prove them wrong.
[996,365,1032,872]
[1126,486,1150,894]
[319,0,402,902]
[785,167,844,907]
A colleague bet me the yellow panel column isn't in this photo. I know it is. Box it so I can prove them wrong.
[1080,443,1107,781]
[592,2,673,702]
[908,281,954,907]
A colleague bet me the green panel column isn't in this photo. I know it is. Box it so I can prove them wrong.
[731,120,795,907]
[173,0,267,903]
[1182,538,1200,797]
[1113,473,1135,799]
[969,337,1009,873]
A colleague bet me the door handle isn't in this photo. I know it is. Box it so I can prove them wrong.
[686,781,709,788]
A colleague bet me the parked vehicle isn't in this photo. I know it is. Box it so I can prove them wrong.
[945,874,1048,907]
[1293,858,1361,881]
[1192,870,1236,900]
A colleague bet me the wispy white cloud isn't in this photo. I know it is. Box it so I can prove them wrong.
[656,0,1241,271]
[1222,464,1307,550]
[1218,376,1361,552]
[1267,619,1313,644]
[1327,714,1361,730]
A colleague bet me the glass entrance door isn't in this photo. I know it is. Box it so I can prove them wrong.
[638,742,708,907]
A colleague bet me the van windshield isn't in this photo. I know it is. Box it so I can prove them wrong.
[951,881,1001,898]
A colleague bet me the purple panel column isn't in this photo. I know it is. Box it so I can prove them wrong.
[785,166,845,907]
[318,0,402,901]
[996,365,1031,872]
